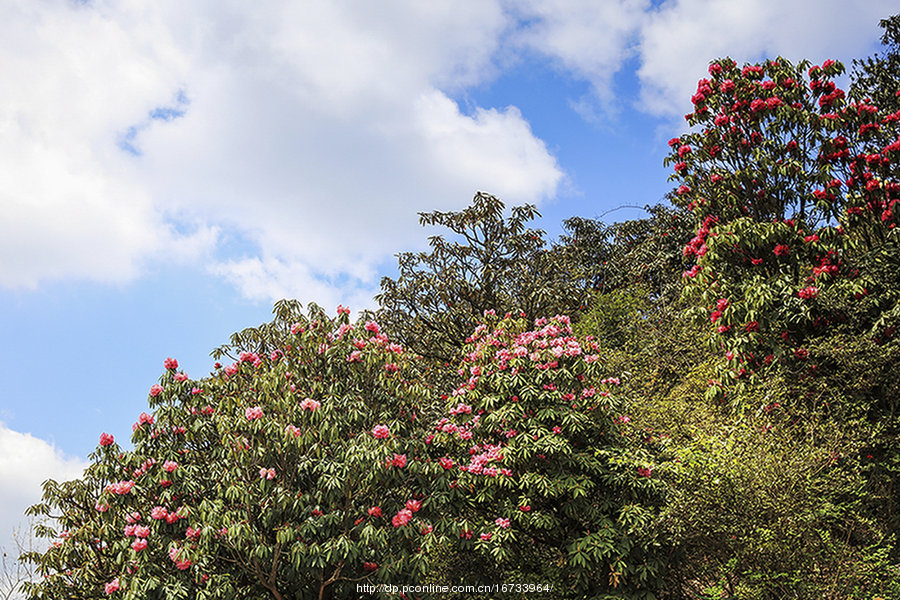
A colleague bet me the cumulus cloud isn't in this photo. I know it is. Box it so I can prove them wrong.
[0,0,214,289]
[0,0,564,302]
[637,0,895,117]
[1,0,894,302]
[0,423,87,556]
[508,0,650,97]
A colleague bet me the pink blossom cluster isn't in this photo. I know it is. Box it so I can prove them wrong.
[299,398,321,411]
[150,505,181,524]
[391,508,412,527]
[99,432,115,447]
[259,467,276,480]
[104,578,120,594]
[371,424,390,439]
[385,453,407,468]
[168,545,192,570]
[104,480,134,495]
[459,444,510,477]
[245,406,263,420]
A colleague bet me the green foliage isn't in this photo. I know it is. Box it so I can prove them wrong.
[639,369,900,600]
[560,204,693,304]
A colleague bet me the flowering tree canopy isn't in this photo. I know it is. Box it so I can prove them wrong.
[24,302,442,600]
[667,56,900,395]
[432,313,664,595]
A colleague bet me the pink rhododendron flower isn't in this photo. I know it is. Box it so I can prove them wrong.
[439,457,454,469]
[371,425,390,439]
[368,506,382,518]
[164,357,178,370]
[405,499,421,513]
[245,406,263,420]
[347,350,362,362]
[95,502,109,512]
[300,398,321,411]
[168,546,192,570]
[104,578,120,594]
[125,512,141,524]
[150,506,168,520]
[149,384,164,397]
[131,538,147,551]
[386,453,407,468]
[480,533,492,541]
[163,460,178,473]
[391,508,413,527]
[174,372,188,382]
[364,321,380,334]
[495,517,510,528]
[99,433,114,447]
[138,412,154,425]
[105,480,134,495]
[637,466,653,478]
[519,505,531,512]
[134,525,150,538]
[259,467,276,480]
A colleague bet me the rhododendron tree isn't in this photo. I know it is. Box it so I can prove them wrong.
[667,55,900,396]
[23,301,445,600]
[431,314,665,596]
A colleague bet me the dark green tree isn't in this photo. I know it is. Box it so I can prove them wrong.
[376,192,587,369]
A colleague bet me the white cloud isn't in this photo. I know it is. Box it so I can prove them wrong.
[0,0,214,289]
[508,0,650,97]
[1,0,894,302]
[0,0,564,302]
[637,0,895,117]
[0,423,87,557]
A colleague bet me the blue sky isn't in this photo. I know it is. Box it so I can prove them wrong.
[0,0,895,549]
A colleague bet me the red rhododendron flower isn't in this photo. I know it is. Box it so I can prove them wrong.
[99,433,114,447]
